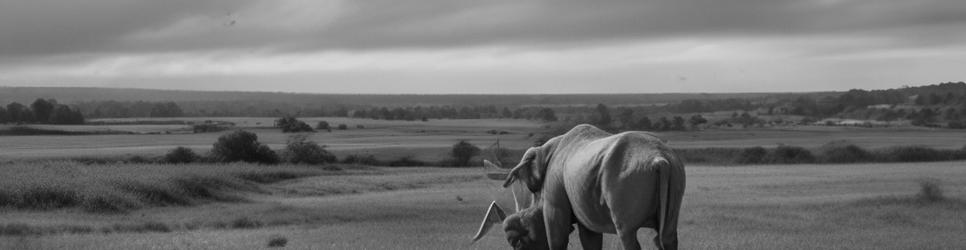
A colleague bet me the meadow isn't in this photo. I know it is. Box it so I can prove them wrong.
[3,117,966,162]
[2,162,964,249]
[3,118,966,249]
[0,117,545,161]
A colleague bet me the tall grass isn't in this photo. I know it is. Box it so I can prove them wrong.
[0,161,334,213]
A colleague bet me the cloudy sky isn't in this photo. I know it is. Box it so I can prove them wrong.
[1,0,965,94]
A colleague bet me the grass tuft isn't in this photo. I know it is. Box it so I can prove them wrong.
[916,178,945,203]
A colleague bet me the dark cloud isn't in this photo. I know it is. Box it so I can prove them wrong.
[1,0,965,59]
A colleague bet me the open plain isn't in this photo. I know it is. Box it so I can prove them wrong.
[2,160,965,250]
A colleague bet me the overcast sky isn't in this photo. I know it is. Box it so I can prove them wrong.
[1,0,965,94]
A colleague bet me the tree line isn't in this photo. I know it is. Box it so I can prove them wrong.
[0,98,84,124]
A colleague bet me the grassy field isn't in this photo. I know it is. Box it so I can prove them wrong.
[0,118,545,161]
[2,161,965,249]
[3,118,966,163]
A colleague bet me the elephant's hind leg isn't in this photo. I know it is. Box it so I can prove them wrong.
[616,228,642,250]
[577,223,602,250]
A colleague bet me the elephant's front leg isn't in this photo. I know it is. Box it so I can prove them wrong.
[543,187,574,250]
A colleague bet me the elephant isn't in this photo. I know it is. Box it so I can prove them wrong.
[473,124,686,250]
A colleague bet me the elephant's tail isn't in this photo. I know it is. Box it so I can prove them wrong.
[655,156,684,250]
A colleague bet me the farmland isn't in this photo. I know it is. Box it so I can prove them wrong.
[2,161,965,249]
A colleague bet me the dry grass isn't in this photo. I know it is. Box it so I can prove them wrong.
[0,161,335,214]
[2,162,966,249]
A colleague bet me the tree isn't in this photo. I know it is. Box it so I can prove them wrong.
[6,102,31,123]
[48,105,84,124]
[164,146,199,164]
[634,116,652,131]
[671,116,686,131]
[654,117,671,131]
[275,116,314,133]
[593,104,612,129]
[316,121,331,131]
[616,108,634,130]
[150,102,184,117]
[31,98,55,122]
[536,108,557,122]
[282,134,336,164]
[0,106,7,123]
[502,107,513,118]
[451,140,481,167]
[688,115,708,129]
[211,130,279,164]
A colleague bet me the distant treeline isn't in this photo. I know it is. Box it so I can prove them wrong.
[0,98,84,125]
[60,82,966,129]
[665,82,966,128]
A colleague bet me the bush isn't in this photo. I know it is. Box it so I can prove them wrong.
[674,148,744,165]
[210,130,279,164]
[276,116,314,133]
[268,235,289,247]
[876,146,949,162]
[164,147,199,164]
[316,121,331,131]
[818,141,872,163]
[917,178,945,202]
[281,134,336,165]
[735,147,767,164]
[337,124,348,130]
[388,156,428,167]
[763,145,815,164]
[450,140,481,167]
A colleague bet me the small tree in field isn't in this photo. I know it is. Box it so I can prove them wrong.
[282,134,336,164]
[164,146,199,164]
[451,140,481,167]
[275,116,314,133]
[211,130,279,164]
[316,121,331,131]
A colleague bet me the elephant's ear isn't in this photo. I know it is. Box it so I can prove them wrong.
[472,201,507,242]
[504,147,545,192]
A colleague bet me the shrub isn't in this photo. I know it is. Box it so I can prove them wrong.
[917,178,945,202]
[164,147,199,164]
[673,148,743,165]
[268,235,289,247]
[275,116,314,133]
[876,146,948,162]
[281,134,336,165]
[763,145,815,164]
[337,124,348,130]
[210,130,279,164]
[818,141,872,163]
[316,121,330,131]
[735,147,767,164]
[450,140,481,167]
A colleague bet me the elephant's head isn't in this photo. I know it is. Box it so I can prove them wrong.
[504,145,554,193]
[472,202,548,250]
